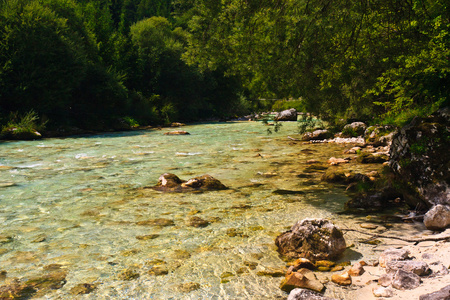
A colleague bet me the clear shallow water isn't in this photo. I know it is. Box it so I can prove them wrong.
[0,122,394,299]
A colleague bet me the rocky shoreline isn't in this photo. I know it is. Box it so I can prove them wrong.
[274,217,450,300]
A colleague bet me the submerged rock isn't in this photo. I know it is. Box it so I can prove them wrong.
[136,218,175,227]
[177,282,200,292]
[0,280,37,299]
[275,219,346,261]
[118,268,140,281]
[187,216,210,228]
[70,283,96,295]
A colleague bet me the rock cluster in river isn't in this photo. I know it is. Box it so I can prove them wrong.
[152,173,228,192]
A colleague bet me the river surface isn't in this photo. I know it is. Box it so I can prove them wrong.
[0,121,418,299]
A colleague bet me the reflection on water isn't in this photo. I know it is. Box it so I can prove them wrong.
[0,122,400,299]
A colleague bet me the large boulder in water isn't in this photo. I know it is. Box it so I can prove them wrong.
[302,129,332,141]
[389,107,450,215]
[275,108,298,121]
[275,219,346,261]
[153,173,227,192]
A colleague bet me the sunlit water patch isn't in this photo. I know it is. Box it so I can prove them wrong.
[0,122,414,299]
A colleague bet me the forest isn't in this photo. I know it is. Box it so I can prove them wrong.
[0,0,448,136]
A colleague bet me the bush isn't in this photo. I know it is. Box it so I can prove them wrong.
[1,110,46,140]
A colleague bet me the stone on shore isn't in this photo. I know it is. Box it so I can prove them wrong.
[342,122,367,137]
[288,288,338,300]
[391,269,421,290]
[419,284,450,300]
[275,219,346,261]
[331,271,352,286]
[364,125,396,146]
[373,286,394,298]
[379,248,410,268]
[288,258,316,273]
[280,268,324,293]
[423,204,450,231]
[348,262,365,276]
[386,260,431,276]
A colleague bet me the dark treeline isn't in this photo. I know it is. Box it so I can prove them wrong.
[0,0,448,135]
[0,0,249,133]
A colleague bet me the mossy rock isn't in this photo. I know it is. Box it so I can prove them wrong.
[178,282,200,292]
[148,266,169,276]
[357,153,388,164]
[118,268,140,281]
[187,216,210,228]
[320,170,347,183]
[70,283,96,295]
[136,218,175,227]
[304,164,328,173]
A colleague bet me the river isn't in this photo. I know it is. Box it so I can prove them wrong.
[0,121,418,299]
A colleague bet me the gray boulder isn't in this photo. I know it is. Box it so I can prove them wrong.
[379,248,410,268]
[392,269,421,290]
[364,125,397,146]
[386,260,431,276]
[275,108,298,121]
[423,204,450,231]
[342,122,367,137]
[288,288,337,300]
[302,129,332,141]
[419,284,450,300]
[275,219,346,261]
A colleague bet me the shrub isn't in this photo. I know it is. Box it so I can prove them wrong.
[1,110,46,140]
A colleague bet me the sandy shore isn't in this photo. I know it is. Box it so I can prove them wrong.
[322,227,450,299]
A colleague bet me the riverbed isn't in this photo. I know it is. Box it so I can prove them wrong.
[0,121,424,299]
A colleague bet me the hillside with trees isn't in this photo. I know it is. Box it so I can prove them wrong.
[0,0,448,136]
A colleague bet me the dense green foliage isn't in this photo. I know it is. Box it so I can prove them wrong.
[0,0,448,135]
[186,0,449,125]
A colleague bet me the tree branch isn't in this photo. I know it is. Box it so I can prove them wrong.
[342,228,450,243]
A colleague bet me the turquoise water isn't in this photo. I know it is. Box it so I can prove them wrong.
[0,121,385,299]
